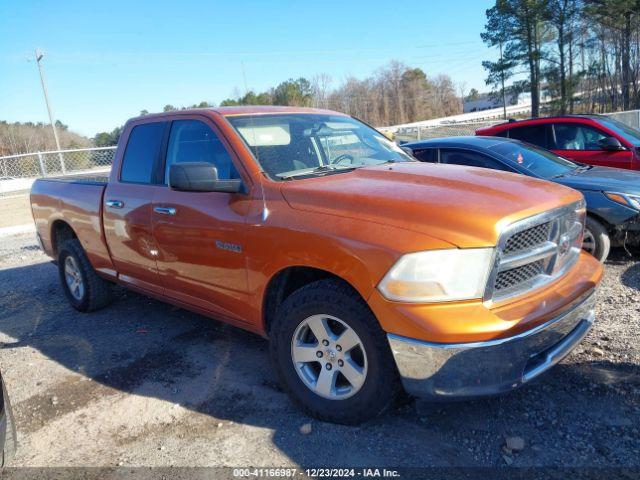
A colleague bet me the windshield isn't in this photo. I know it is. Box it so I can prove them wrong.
[489,141,578,178]
[599,117,640,145]
[226,113,414,180]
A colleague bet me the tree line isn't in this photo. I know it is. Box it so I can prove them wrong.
[0,120,90,157]
[219,61,461,126]
[482,0,640,116]
[91,60,461,147]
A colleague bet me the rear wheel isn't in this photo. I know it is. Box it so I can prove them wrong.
[270,279,400,425]
[58,239,113,312]
[583,216,610,262]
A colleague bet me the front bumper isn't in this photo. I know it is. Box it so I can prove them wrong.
[388,290,596,399]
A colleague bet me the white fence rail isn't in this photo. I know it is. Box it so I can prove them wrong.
[0,146,115,196]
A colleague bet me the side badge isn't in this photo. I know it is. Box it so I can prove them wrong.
[215,240,242,253]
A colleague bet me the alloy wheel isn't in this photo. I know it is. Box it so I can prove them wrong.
[290,314,368,400]
[582,228,596,255]
[64,256,85,301]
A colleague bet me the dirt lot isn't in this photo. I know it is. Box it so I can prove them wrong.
[0,194,31,229]
[0,231,638,470]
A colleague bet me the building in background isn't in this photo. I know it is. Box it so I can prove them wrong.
[463,92,524,113]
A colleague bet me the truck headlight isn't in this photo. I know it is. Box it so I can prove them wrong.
[378,248,494,303]
[604,192,640,210]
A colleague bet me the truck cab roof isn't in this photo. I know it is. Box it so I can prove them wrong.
[128,105,348,124]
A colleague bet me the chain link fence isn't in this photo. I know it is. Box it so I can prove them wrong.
[2,109,640,197]
[0,147,115,197]
[394,120,502,144]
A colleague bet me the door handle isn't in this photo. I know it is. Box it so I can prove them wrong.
[105,200,124,209]
[154,206,177,216]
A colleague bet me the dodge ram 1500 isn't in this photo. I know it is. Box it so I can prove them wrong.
[31,106,603,424]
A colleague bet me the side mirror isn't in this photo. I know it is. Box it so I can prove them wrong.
[598,136,625,151]
[169,162,243,193]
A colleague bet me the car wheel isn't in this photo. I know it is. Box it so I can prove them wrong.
[270,279,401,425]
[583,216,610,262]
[58,239,113,312]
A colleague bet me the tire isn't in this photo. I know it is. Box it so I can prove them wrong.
[583,216,610,262]
[270,279,401,425]
[58,239,112,312]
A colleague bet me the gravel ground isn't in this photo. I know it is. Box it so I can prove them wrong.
[0,194,31,229]
[0,231,638,470]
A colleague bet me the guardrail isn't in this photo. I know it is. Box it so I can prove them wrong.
[0,146,115,197]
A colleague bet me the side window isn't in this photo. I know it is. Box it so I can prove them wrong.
[411,148,438,163]
[440,149,510,171]
[165,120,239,183]
[507,125,549,148]
[120,122,166,184]
[553,124,609,150]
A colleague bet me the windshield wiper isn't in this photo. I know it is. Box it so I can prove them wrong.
[572,164,594,174]
[277,165,356,180]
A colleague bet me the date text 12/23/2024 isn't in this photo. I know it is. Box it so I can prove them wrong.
[232,468,401,478]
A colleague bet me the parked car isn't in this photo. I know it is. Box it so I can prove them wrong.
[404,136,640,262]
[0,370,16,466]
[31,107,602,424]
[476,115,640,170]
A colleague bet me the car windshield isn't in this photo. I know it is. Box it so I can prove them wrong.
[226,113,414,180]
[489,141,578,178]
[599,117,640,146]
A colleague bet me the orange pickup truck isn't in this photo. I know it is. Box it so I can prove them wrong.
[31,106,602,424]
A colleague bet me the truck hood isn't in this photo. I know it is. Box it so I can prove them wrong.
[280,162,582,248]
[555,166,640,195]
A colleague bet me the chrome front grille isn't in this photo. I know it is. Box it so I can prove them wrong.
[494,259,545,292]
[486,200,586,302]
[503,222,552,254]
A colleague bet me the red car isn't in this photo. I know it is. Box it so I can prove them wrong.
[476,115,640,170]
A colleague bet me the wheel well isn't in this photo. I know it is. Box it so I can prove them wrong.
[51,220,77,257]
[586,212,613,233]
[262,267,359,336]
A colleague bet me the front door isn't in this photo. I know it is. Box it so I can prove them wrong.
[151,118,253,324]
[551,123,633,169]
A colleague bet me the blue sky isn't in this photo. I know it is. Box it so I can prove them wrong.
[0,0,496,137]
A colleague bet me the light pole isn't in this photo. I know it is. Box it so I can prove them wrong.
[499,41,507,121]
[35,49,61,150]
[35,49,65,173]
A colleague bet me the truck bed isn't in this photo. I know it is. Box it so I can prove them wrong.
[30,177,115,275]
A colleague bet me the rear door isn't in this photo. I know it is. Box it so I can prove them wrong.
[103,120,168,294]
[151,116,253,324]
[439,148,513,171]
[550,122,633,169]
[410,147,438,163]
[505,124,552,149]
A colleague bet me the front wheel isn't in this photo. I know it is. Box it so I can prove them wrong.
[270,279,401,425]
[583,216,610,262]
